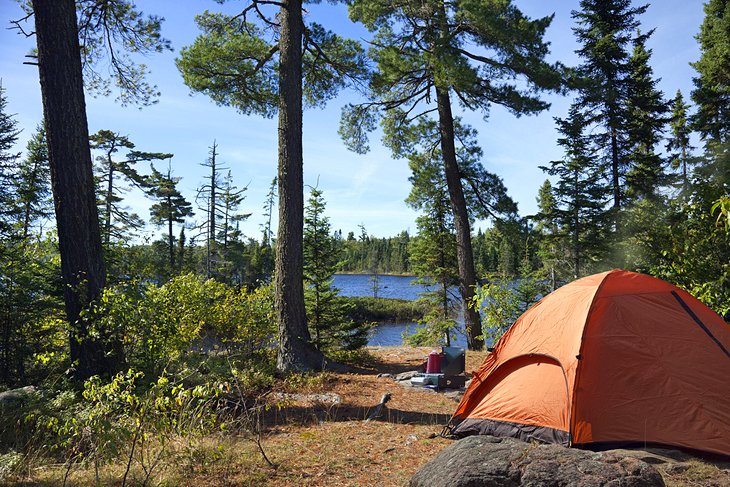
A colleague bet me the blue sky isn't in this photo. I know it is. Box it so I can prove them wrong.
[0,0,705,239]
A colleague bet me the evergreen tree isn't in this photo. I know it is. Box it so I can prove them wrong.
[534,180,562,291]
[194,146,250,283]
[256,177,277,283]
[196,141,221,278]
[148,159,194,275]
[303,187,367,351]
[342,0,563,350]
[666,90,695,189]
[625,31,668,201]
[90,129,171,244]
[15,125,52,240]
[656,0,730,314]
[571,0,648,212]
[406,149,459,346]
[261,176,277,247]
[0,84,21,237]
[178,7,365,371]
[217,170,250,283]
[691,0,730,189]
[691,0,730,144]
[543,105,610,277]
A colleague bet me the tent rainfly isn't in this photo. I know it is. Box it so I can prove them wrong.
[449,270,730,456]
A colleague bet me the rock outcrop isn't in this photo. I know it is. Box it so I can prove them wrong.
[411,435,665,487]
[0,386,39,408]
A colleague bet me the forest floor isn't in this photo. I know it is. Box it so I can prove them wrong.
[22,347,730,486]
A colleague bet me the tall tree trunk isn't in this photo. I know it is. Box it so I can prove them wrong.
[207,141,217,277]
[32,0,122,379]
[610,126,621,211]
[105,155,114,245]
[682,144,687,190]
[605,75,621,214]
[275,0,325,372]
[573,168,580,278]
[167,194,174,271]
[435,87,483,350]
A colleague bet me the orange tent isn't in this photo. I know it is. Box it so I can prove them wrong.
[450,270,730,456]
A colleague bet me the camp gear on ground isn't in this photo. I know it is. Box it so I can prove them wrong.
[426,350,443,373]
[441,346,465,376]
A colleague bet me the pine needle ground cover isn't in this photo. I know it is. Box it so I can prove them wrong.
[6,347,730,486]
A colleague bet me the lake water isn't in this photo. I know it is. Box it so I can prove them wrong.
[332,274,468,347]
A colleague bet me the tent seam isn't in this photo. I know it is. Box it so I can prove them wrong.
[568,270,614,445]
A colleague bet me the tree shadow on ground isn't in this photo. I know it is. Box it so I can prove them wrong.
[260,402,451,430]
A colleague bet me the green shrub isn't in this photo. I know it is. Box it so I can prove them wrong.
[92,274,276,375]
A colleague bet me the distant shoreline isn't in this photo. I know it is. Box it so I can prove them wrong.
[335,271,417,277]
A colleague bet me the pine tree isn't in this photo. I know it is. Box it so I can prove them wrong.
[178,9,365,371]
[543,105,610,277]
[14,125,52,240]
[0,84,21,237]
[90,129,171,244]
[194,145,250,283]
[625,31,668,201]
[303,187,367,351]
[658,0,730,313]
[691,0,730,189]
[691,0,730,144]
[342,0,562,349]
[217,170,250,283]
[534,180,562,291]
[196,141,221,278]
[148,159,194,275]
[29,0,170,378]
[257,177,277,283]
[261,176,277,247]
[406,148,459,346]
[666,90,695,189]
[571,0,648,212]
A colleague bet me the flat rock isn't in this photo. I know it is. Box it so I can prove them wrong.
[394,371,421,381]
[410,435,665,487]
[0,386,39,408]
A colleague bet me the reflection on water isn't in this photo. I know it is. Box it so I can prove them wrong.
[333,274,467,347]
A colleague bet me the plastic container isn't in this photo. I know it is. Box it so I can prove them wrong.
[426,350,442,374]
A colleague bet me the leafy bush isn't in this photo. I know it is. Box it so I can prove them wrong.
[53,369,225,485]
[211,282,276,354]
[91,274,276,375]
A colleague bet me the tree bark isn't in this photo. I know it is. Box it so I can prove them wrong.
[167,193,175,271]
[573,168,580,278]
[275,0,326,372]
[32,0,122,379]
[435,87,484,350]
[610,125,621,211]
[105,152,114,245]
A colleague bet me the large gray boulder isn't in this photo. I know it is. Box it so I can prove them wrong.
[411,435,665,487]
